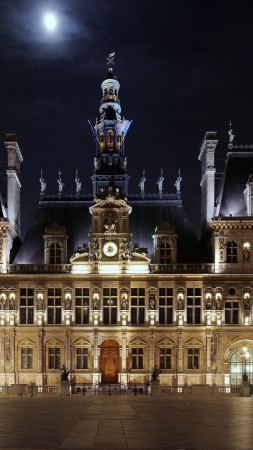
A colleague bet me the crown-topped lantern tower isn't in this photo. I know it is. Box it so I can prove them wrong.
[91,52,131,197]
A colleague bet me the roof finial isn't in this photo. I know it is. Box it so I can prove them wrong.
[57,169,64,194]
[39,169,46,195]
[156,168,164,193]
[139,169,146,193]
[75,169,81,195]
[174,169,182,193]
[106,52,115,66]
[228,120,235,148]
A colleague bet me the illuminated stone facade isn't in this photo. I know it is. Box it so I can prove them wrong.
[0,57,253,388]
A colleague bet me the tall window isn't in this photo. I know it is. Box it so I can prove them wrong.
[226,240,238,263]
[160,348,171,369]
[75,288,90,325]
[187,348,199,369]
[132,347,144,369]
[49,243,61,264]
[76,348,88,369]
[186,288,201,325]
[225,300,239,324]
[20,288,34,325]
[47,288,62,325]
[103,288,117,325]
[158,288,173,324]
[48,347,61,369]
[159,242,172,264]
[131,288,145,324]
[21,348,33,369]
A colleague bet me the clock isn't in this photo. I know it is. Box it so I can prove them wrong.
[103,241,118,257]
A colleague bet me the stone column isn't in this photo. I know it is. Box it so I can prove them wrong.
[177,331,184,385]
[149,331,155,372]
[66,331,71,370]
[121,331,127,371]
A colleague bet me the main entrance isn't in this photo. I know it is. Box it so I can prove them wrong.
[100,339,119,383]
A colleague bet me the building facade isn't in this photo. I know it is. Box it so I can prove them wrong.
[0,56,253,388]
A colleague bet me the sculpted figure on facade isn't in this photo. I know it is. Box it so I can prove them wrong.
[149,293,156,309]
[37,295,44,310]
[9,296,16,310]
[243,293,251,310]
[64,295,72,310]
[92,293,100,310]
[206,294,213,310]
[39,169,46,194]
[90,239,101,261]
[0,294,6,310]
[139,170,146,192]
[215,293,222,310]
[119,239,130,261]
[120,292,128,310]
[177,293,184,310]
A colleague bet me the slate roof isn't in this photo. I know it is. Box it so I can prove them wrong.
[216,147,253,217]
[14,193,202,264]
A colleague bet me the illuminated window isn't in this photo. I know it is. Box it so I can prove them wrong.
[158,288,173,324]
[20,288,34,325]
[75,288,90,325]
[187,348,199,369]
[160,348,171,369]
[229,347,253,385]
[21,348,33,369]
[103,288,117,325]
[226,240,238,263]
[186,288,201,324]
[49,243,61,264]
[107,130,114,148]
[132,347,143,369]
[159,242,172,264]
[48,347,61,369]
[47,288,62,325]
[76,348,88,369]
[131,288,145,325]
[99,132,104,148]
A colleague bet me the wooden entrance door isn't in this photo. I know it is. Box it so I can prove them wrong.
[100,339,119,383]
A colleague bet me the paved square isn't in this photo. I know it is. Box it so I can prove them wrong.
[0,394,252,449]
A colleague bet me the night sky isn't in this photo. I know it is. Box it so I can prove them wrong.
[0,0,253,239]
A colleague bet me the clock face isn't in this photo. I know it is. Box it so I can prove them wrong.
[103,241,118,257]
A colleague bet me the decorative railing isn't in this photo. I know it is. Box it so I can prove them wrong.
[7,264,72,274]
[149,264,214,273]
[71,382,149,396]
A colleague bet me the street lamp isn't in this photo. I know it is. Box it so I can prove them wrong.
[242,346,250,382]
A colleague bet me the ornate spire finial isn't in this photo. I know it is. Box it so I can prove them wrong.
[75,169,81,195]
[57,169,64,193]
[156,168,164,193]
[228,120,235,147]
[39,169,46,195]
[106,52,115,66]
[139,169,146,193]
[174,169,182,193]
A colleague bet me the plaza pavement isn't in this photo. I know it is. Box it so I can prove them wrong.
[0,394,252,450]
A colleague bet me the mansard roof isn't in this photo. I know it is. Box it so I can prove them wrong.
[14,193,202,265]
[215,146,253,218]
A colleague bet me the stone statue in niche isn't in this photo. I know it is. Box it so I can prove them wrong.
[93,293,100,310]
[120,293,128,310]
[149,294,156,309]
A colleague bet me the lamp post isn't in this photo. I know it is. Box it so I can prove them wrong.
[242,346,250,382]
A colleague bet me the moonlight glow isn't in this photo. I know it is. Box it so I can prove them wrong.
[44,13,57,31]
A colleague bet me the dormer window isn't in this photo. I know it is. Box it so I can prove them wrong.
[49,243,61,264]
[226,240,238,263]
[44,223,68,264]
[159,242,172,264]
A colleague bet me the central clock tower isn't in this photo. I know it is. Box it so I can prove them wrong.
[89,185,132,263]
[89,54,132,264]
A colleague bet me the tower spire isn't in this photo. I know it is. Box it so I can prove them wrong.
[91,54,131,197]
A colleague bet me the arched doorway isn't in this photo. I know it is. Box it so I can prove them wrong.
[228,346,253,385]
[100,339,119,383]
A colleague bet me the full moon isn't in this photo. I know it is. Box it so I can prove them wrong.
[44,13,57,31]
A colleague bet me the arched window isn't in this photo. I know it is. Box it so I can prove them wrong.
[226,240,238,263]
[229,346,253,385]
[159,242,172,264]
[107,130,114,149]
[49,243,61,264]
